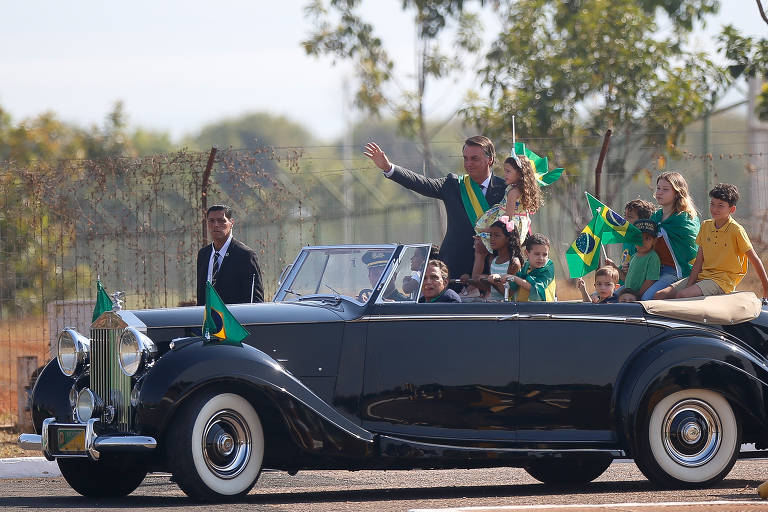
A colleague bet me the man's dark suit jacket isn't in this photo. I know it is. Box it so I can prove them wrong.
[197,238,264,305]
[389,166,507,279]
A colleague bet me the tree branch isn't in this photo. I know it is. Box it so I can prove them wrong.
[759,0,768,25]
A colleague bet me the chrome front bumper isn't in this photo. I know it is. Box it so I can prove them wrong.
[18,418,157,461]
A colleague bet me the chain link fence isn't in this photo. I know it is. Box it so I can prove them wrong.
[1,127,766,426]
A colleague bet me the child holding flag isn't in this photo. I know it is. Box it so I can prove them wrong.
[508,233,556,301]
[641,172,700,300]
[576,266,620,303]
[615,199,656,284]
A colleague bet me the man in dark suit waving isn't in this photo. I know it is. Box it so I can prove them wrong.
[196,205,264,305]
[363,136,506,279]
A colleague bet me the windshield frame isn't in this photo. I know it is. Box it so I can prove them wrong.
[273,244,399,304]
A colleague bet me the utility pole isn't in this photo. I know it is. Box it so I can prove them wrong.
[342,78,354,244]
[748,77,768,245]
[703,110,712,197]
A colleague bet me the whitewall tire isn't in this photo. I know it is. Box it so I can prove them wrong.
[169,391,264,501]
[637,388,739,487]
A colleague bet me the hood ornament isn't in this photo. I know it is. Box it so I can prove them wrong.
[111,291,126,312]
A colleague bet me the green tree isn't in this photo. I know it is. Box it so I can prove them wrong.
[461,0,726,218]
[302,0,486,178]
[719,23,768,121]
[188,112,314,151]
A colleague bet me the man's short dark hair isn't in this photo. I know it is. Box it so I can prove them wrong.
[624,199,656,220]
[709,183,739,207]
[463,135,496,164]
[207,204,233,220]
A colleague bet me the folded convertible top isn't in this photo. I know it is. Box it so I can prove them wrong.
[640,291,763,325]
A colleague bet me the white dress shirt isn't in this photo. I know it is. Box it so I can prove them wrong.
[207,235,233,283]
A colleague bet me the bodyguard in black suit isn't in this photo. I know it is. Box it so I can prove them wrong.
[196,205,264,305]
[363,136,506,279]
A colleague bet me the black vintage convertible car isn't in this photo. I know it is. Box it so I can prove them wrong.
[18,243,768,501]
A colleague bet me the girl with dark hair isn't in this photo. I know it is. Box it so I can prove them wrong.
[475,154,542,247]
[468,218,523,301]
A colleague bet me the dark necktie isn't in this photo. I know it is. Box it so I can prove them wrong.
[212,251,221,282]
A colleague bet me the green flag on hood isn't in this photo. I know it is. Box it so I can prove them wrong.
[92,279,113,322]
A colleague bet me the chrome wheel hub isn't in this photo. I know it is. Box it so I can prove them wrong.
[201,409,252,479]
[662,398,721,467]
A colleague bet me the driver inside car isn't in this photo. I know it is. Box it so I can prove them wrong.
[359,250,407,302]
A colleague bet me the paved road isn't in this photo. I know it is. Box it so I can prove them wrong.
[2,460,768,511]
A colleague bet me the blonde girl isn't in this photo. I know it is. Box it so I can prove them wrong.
[641,171,700,300]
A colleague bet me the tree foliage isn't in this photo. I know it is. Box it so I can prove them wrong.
[461,0,726,215]
[0,101,174,315]
[719,24,768,121]
[302,0,488,178]
[187,112,314,151]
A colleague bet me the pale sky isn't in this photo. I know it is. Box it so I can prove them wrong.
[1,1,766,142]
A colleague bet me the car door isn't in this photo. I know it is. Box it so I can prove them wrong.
[360,301,520,442]
[515,300,652,445]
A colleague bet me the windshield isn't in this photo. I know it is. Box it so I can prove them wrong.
[276,246,396,304]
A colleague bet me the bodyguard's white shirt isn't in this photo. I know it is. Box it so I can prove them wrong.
[207,235,233,283]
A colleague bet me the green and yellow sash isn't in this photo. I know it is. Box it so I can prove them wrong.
[458,174,490,225]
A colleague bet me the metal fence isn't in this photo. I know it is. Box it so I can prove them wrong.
[1,127,767,426]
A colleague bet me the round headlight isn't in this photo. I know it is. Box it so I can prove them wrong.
[56,329,90,377]
[118,327,156,377]
[76,388,99,423]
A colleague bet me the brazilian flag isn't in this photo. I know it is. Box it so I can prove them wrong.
[565,220,602,278]
[203,282,250,346]
[586,192,642,246]
[92,279,113,322]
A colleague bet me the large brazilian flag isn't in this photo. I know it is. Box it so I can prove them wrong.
[586,192,642,246]
[203,282,250,346]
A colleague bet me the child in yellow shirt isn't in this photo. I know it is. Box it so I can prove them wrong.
[655,183,768,299]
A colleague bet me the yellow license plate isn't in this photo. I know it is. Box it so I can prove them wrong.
[57,428,85,453]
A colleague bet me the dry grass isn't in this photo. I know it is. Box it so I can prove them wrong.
[0,428,38,458]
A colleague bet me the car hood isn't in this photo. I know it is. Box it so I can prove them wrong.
[128,300,348,329]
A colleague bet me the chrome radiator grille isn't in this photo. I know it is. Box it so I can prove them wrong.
[90,327,133,431]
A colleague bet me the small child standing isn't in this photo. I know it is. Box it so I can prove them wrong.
[655,183,768,299]
[577,266,620,303]
[618,199,657,283]
[508,233,556,301]
[622,219,660,297]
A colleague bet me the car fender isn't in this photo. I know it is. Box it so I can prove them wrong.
[135,338,375,457]
[30,359,77,432]
[614,330,768,456]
